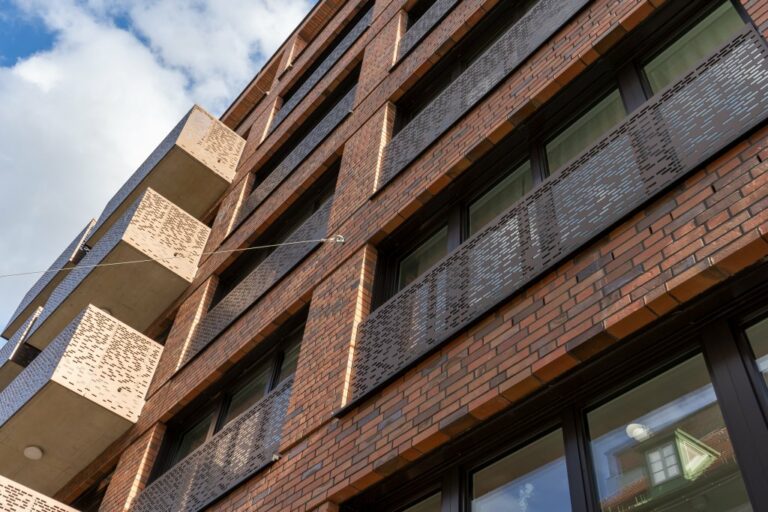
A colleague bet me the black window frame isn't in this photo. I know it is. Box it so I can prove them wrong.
[150,314,308,481]
[346,262,768,512]
[393,0,537,134]
[375,0,752,307]
[213,161,340,308]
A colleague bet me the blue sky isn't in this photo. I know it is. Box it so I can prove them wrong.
[0,0,314,337]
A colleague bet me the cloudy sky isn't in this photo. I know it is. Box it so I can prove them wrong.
[0,0,314,336]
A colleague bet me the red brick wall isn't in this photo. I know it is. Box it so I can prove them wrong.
[58,0,768,509]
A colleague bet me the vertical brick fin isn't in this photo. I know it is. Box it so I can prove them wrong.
[130,377,293,512]
[377,0,589,191]
[396,0,461,61]
[178,196,334,369]
[237,87,356,227]
[270,6,372,132]
[346,27,768,408]
[0,475,77,512]
[3,221,94,337]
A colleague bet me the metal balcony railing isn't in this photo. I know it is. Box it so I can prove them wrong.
[0,475,76,512]
[0,305,162,495]
[0,307,42,390]
[131,377,293,512]
[270,6,372,132]
[179,196,333,369]
[344,26,768,408]
[379,0,589,190]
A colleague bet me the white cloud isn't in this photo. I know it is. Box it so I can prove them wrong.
[0,0,312,334]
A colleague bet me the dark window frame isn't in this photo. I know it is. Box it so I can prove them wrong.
[213,162,340,307]
[404,0,439,31]
[375,0,752,307]
[151,314,308,481]
[346,262,768,512]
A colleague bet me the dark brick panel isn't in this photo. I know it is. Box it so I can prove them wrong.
[131,377,293,512]
[236,88,355,227]
[270,7,372,132]
[396,0,460,61]
[178,197,334,369]
[347,27,768,406]
[378,0,589,190]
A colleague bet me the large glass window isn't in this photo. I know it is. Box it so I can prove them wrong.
[643,2,744,94]
[397,226,448,290]
[469,161,532,236]
[402,493,441,512]
[545,89,626,173]
[746,316,768,386]
[171,412,215,467]
[471,429,571,512]
[587,354,752,511]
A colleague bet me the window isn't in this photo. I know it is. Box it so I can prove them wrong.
[401,493,441,512]
[279,2,372,109]
[471,429,571,512]
[376,0,748,305]
[405,0,438,30]
[643,1,744,93]
[587,354,751,510]
[213,165,338,307]
[71,471,113,512]
[394,0,535,133]
[746,316,768,386]
[155,321,305,477]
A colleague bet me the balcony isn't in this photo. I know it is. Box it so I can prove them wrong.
[86,105,244,247]
[396,0,459,61]
[2,222,93,340]
[0,308,42,391]
[24,188,209,352]
[343,27,768,408]
[0,475,76,512]
[178,196,333,369]
[131,377,293,512]
[0,305,162,495]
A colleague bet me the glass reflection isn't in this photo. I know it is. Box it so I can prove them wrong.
[746,316,768,386]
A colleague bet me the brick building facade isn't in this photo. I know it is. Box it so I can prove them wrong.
[2,0,768,510]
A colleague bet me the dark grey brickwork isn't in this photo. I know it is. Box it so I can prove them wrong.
[346,27,768,407]
[179,197,334,369]
[270,6,372,132]
[131,377,294,512]
[4,221,93,333]
[396,0,460,61]
[237,88,355,226]
[378,0,589,190]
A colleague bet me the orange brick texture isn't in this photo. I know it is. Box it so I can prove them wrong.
[57,0,768,510]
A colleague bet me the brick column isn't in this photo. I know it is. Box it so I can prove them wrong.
[329,103,394,231]
[742,0,768,36]
[356,8,405,105]
[98,423,166,512]
[280,245,378,449]
[148,276,218,395]
[202,173,255,258]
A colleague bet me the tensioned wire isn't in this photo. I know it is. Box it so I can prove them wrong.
[0,235,345,280]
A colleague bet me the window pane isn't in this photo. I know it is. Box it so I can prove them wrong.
[402,493,441,512]
[224,366,271,425]
[644,2,744,93]
[545,89,625,173]
[397,226,448,290]
[469,160,532,236]
[471,429,572,512]
[172,412,214,465]
[746,316,768,386]
[588,354,752,512]
[277,333,302,383]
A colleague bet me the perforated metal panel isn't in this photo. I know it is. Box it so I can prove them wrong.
[178,197,333,369]
[237,88,355,227]
[347,27,768,406]
[3,221,93,335]
[397,0,460,61]
[131,377,293,512]
[0,308,42,383]
[271,6,372,131]
[378,0,588,190]
[0,475,76,512]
